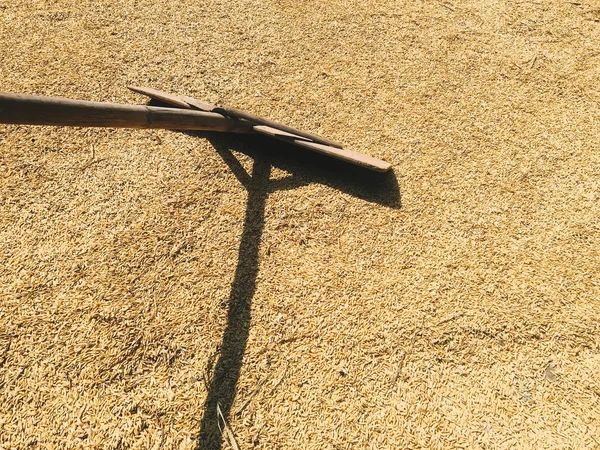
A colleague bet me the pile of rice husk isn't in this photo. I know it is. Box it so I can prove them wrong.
[1,0,599,448]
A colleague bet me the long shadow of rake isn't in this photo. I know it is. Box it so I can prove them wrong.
[195,133,400,449]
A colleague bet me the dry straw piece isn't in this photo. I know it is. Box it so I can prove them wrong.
[1,0,600,449]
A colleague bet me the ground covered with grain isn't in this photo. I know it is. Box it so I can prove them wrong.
[1,0,600,448]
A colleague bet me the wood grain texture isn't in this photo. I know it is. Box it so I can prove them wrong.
[179,95,219,113]
[128,85,218,112]
[127,85,192,109]
[252,124,311,141]
[253,124,390,171]
[293,140,392,172]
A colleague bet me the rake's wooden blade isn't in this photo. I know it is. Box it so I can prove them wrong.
[179,95,218,112]
[293,140,392,172]
[254,125,391,172]
[128,86,218,112]
[128,85,191,109]
[253,124,311,141]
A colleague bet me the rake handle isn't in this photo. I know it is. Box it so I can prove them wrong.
[0,92,252,133]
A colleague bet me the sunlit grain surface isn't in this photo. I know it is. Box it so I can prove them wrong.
[1,1,599,448]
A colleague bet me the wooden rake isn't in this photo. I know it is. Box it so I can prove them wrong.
[0,87,391,172]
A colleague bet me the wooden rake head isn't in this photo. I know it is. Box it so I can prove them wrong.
[0,86,391,172]
[127,86,391,172]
